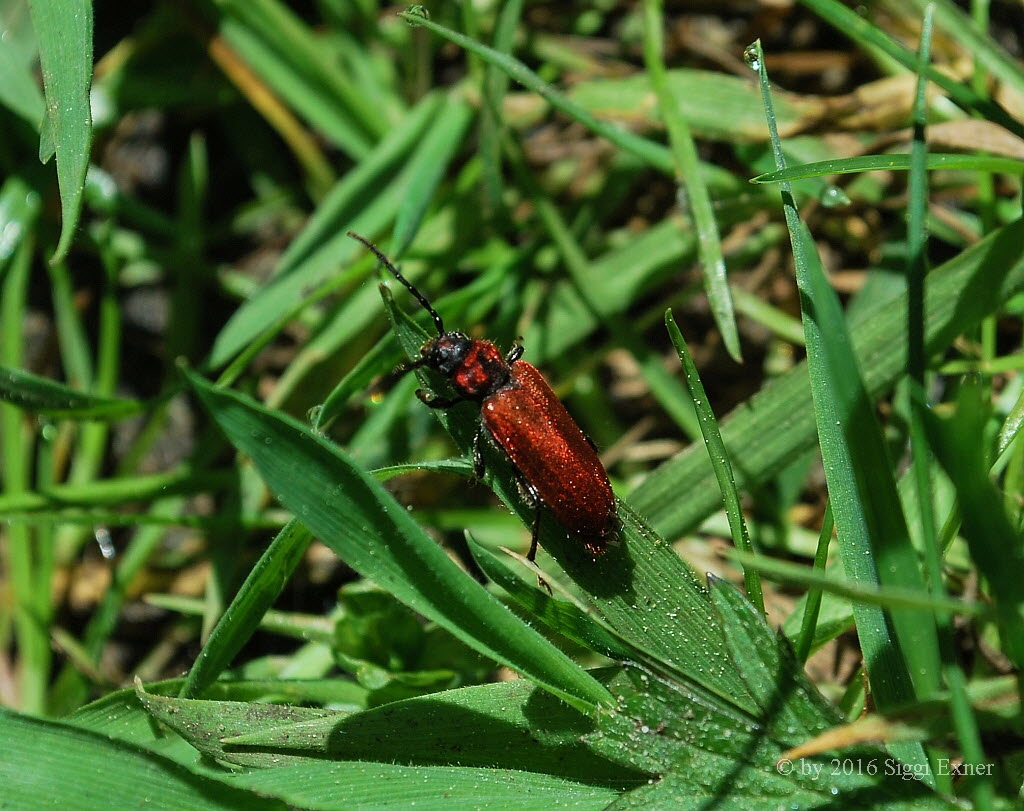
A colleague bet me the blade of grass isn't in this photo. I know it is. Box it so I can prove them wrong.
[633,215,1024,543]
[391,94,473,258]
[751,34,940,747]
[477,0,523,215]
[28,0,93,263]
[798,0,1024,140]
[208,92,443,369]
[925,386,1024,670]
[0,363,142,419]
[642,0,740,361]
[665,309,763,613]
[727,548,985,618]
[180,519,313,698]
[2,235,47,714]
[794,503,834,663]
[751,153,1024,183]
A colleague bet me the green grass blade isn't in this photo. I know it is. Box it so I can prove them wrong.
[665,309,762,612]
[2,234,47,714]
[391,94,473,258]
[28,0,93,263]
[925,387,1024,669]
[208,92,443,369]
[182,367,612,713]
[794,504,834,663]
[0,708,285,810]
[400,9,675,175]
[751,40,941,711]
[0,363,143,419]
[633,217,1024,541]
[642,1,740,361]
[751,153,1024,184]
[180,520,313,698]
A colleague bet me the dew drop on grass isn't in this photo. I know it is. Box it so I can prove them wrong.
[742,44,760,71]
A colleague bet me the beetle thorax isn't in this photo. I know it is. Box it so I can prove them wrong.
[423,333,510,400]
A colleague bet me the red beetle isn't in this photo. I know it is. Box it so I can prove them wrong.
[349,232,617,561]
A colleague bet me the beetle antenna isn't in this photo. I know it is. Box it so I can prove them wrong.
[347,231,445,336]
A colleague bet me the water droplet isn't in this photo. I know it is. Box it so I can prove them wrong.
[819,185,850,208]
[95,526,115,559]
[743,44,761,71]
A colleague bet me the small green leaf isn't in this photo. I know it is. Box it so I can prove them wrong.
[0,363,143,419]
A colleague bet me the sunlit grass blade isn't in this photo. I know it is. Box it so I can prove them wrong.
[665,309,762,612]
[750,38,941,722]
[391,94,473,258]
[180,520,313,698]
[208,92,443,369]
[633,217,1024,542]
[751,153,1024,184]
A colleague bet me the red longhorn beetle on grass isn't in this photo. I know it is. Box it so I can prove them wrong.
[349,232,618,563]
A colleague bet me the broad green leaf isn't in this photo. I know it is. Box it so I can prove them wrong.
[0,707,286,810]
[586,661,950,807]
[183,368,612,713]
[137,682,334,768]
[28,0,93,262]
[228,760,624,810]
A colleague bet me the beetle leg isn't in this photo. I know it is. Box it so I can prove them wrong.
[505,339,525,364]
[416,390,463,409]
[395,356,428,375]
[523,480,542,562]
[472,422,486,479]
